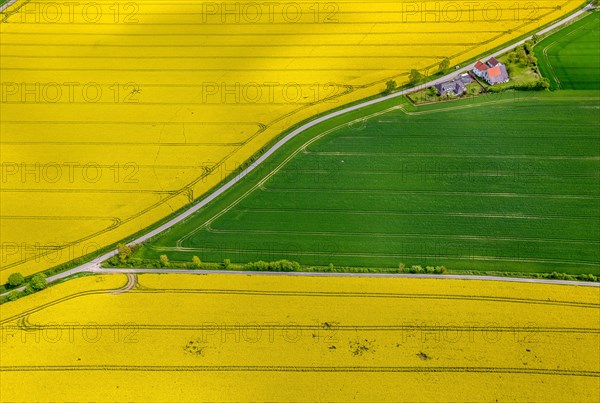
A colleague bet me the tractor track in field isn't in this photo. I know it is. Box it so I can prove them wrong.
[217,207,598,221]
[1,4,598,297]
[203,227,600,245]
[1,365,598,377]
[258,187,600,200]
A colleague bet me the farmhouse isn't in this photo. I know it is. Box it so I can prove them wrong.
[486,64,510,85]
[433,74,473,97]
[434,79,466,96]
[473,57,510,85]
[473,61,488,77]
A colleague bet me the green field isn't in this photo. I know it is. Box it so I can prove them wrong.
[134,91,600,275]
[132,13,600,276]
[537,11,600,90]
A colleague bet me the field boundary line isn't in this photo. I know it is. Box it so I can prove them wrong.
[17,324,600,334]
[1,365,598,377]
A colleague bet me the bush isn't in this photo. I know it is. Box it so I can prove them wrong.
[8,272,24,286]
[159,255,170,268]
[22,284,34,295]
[192,256,202,269]
[514,78,550,91]
[118,243,133,263]
[223,258,231,269]
[7,291,21,301]
[549,272,567,280]
[245,260,267,271]
[30,273,47,291]
[435,266,447,274]
[244,260,300,272]
[578,273,598,282]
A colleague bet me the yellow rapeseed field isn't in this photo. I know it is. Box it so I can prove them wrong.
[0,0,585,281]
[1,273,599,401]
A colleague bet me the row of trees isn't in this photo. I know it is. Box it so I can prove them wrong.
[383,58,451,95]
[398,264,447,274]
[41,258,600,279]
[6,272,47,301]
[148,255,299,272]
[8,272,47,290]
[244,260,301,272]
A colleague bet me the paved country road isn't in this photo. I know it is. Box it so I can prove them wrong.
[89,267,600,287]
[0,0,18,12]
[2,4,598,296]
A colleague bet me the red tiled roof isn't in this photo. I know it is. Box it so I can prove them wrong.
[474,61,488,70]
[487,65,501,77]
[487,57,500,67]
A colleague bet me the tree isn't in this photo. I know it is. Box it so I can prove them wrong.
[516,47,528,65]
[8,272,24,286]
[159,254,170,267]
[192,256,202,269]
[427,86,438,100]
[439,58,450,72]
[383,80,397,95]
[118,243,132,263]
[30,273,47,291]
[409,69,422,84]
[223,258,231,269]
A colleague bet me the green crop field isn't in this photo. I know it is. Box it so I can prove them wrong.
[135,91,600,275]
[536,11,600,90]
